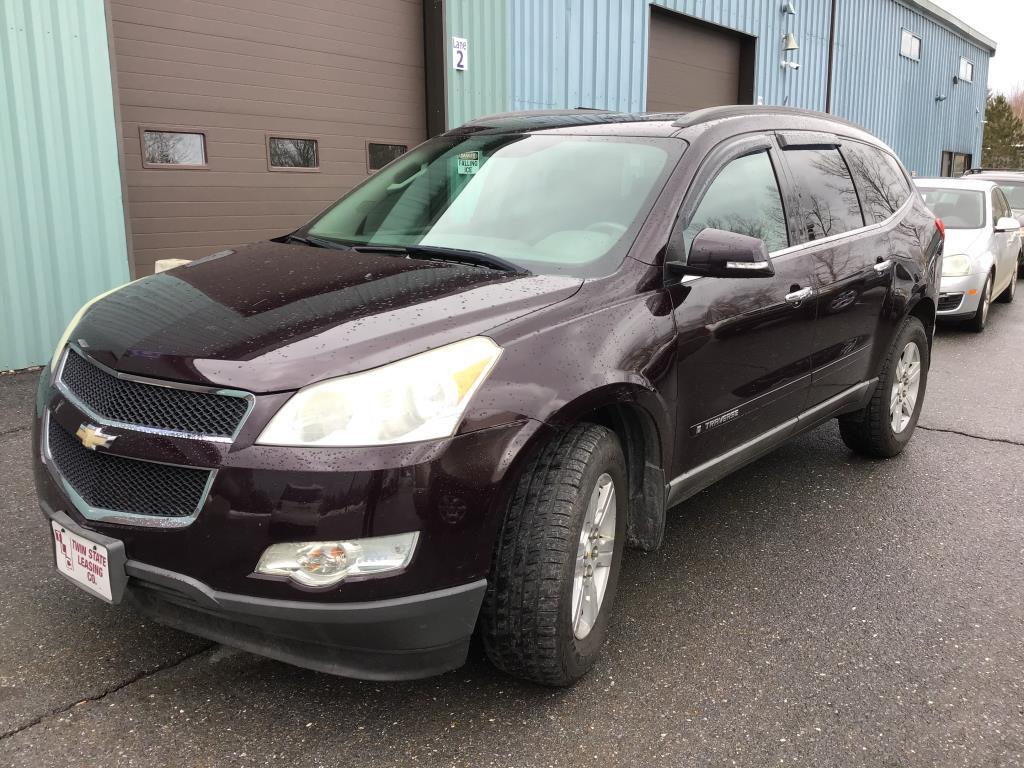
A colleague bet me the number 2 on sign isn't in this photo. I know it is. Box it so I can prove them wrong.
[453,37,468,71]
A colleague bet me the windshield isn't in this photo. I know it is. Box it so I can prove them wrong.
[918,187,985,229]
[305,133,681,277]
[997,183,1024,210]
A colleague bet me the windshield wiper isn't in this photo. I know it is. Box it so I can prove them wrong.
[351,244,529,275]
[280,233,352,251]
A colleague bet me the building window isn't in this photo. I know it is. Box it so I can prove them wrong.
[267,136,319,171]
[941,151,973,177]
[958,58,974,83]
[367,142,408,172]
[141,129,207,167]
[900,30,921,61]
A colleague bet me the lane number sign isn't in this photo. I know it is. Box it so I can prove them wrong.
[453,37,468,71]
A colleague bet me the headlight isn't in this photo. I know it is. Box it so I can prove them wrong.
[941,254,972,277]
[257,336,502,447]
[49,283,129,371]
[255,532,418,587]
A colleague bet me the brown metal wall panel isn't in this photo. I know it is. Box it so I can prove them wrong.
[647,8,743,113]
[110,0,426,274]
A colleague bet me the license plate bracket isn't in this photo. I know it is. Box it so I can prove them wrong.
[49,511,128,604]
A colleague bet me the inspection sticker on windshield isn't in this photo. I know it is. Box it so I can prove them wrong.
[456,151,480,175]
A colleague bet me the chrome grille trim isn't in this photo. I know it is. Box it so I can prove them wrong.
[54,346,254,443]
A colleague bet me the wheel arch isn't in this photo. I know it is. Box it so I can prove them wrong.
[544,384,670,552]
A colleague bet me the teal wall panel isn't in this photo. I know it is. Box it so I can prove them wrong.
[0,0,129,370]
[445,0,510,128]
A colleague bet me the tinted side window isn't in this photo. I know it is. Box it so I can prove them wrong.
[993,189,1010,222]
[784,148,864,241]
[842,143,912,224]
[685,151,789,253]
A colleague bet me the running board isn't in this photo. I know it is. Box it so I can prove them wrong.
[666,379,876,508]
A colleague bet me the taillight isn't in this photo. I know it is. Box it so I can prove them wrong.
[935,218,946,238]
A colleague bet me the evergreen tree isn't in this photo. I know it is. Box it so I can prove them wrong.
[981,92,1024,169]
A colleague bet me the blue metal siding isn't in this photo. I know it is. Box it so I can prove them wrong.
[502,0,834,115]
[0,0,130,370]
[445,0,510,128]
[833,0,989,176]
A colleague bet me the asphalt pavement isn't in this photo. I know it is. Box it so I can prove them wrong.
[1,298,1021,767]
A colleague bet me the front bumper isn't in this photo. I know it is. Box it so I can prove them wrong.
[44,506,486,679]
[937,272,988,318]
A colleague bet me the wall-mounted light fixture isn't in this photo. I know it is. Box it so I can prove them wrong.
[782,32,799,52]
[782,1,797,14]
[935,94,948,102]
[781,60,801,70]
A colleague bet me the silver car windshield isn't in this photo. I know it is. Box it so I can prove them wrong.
[306,134,682,278]
[997,183,1024,210]
[918,188,985,229]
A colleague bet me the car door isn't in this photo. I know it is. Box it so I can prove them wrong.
[992,188,1020,293]
[667,135,817,482]
[776,134,898,405]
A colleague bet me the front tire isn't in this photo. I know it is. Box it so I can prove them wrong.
[998,269,1016,303]
[966,273,993,332]
[481,424,627,687]
[838,316,929,458]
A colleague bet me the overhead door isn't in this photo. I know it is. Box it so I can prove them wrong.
[110,0,426,275]
[647,8,751,113]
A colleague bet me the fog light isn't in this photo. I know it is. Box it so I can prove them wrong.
[255,532,418,587]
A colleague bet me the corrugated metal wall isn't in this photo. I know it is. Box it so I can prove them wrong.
[485,0,834,115]
[444,0,991,179]
[833,0,989,176]
[446,0,509,127]
[0,0,130,370]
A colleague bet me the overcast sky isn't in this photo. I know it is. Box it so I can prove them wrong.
[932,0,1023,94]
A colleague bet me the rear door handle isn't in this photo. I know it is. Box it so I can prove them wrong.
[785,286,814,305]
[874,259,893,273]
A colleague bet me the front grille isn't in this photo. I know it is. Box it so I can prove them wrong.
[47,418,212,518]
[938,293,963,312]
[59,348,249,438]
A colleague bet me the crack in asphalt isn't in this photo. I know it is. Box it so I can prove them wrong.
[0,643,215,741]
[0,425,30,439]
[918,424,1024,448]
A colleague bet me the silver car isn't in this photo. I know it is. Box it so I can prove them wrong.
[915,178,1021,332]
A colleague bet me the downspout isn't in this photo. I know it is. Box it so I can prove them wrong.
[825,0,838,112]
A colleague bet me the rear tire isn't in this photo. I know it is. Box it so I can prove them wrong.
[965,273,993,332]
[481,424,627,687]
[838,316,929,458]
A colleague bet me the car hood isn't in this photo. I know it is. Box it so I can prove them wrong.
[942,227,989,260]
[71,242,583,392]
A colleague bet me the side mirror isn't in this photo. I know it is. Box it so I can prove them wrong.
[666,228,775,279]
[995,216,1021,233]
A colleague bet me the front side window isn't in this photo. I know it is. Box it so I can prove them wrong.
[683,151,789,253]
[900,30,921,61]
[998,183,1024,210]
[842,142,911,224]
[307,134,681,278]
[268,137,319,169]
[917,187,985,229]
[142,129,207,167]
[784,148,865,241]
[993,190,1011,223]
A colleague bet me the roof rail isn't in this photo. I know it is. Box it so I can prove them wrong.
[671,105,867,133]
[462,108,614,126]
[963,167,1024,175]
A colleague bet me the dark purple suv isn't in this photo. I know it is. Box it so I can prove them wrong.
[34,107,942,686]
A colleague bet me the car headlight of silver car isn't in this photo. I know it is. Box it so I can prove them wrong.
[941,253,972,278]
[256,336,502,447]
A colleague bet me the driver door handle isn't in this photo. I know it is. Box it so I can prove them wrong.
[874,259,893,273]
[785,286,814,306]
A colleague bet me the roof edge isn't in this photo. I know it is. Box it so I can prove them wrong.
[898,0,997,54]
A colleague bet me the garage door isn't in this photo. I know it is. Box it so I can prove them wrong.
[647,8,750,112]
[110,0,426,275]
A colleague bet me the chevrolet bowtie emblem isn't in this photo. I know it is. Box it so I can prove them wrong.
[76,423,117,451]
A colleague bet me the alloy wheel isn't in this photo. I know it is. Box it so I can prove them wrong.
[889,342,922,434]
[572,473,616,639]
